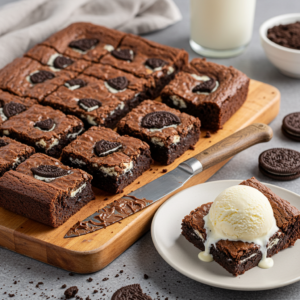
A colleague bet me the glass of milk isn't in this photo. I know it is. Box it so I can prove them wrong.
[190,0,256,58]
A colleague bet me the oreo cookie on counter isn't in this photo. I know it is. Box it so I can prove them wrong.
[282,112,300,141]
[111,284,152,300]
[259,148,300,181]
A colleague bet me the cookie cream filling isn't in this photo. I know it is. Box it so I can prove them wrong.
[65,83,81,91]
[284,129,300,137]
[104,44,114,52]
[47,53,63,71]
[0,108,7,121]
[104,81,126,93]
[12,156,24,169]
[97,161,133,177]
[148,124,178,132]
[191,74,219,95]
[81,115,98,126]
[34,171,72,183]
[36,138,59,150]
[151,137,164,147]
[79,103,100,112]
[69,157,86,166]
[71,183,86,198]
[266,170,297,176]
[67,128,84,139]
[109,102,125,116]
[167,66,175,75]
[170,95,187,109]
[97,145,122,157]
[3,130,9,135]
[71,45,96,54]
[36,124,56,132]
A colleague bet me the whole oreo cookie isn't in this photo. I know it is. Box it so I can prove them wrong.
[111,49,134,61]
[94,140,122,157]
[35,119,55,131]
[259,148,300,181]
[65,78,86,88]
[145,58,167,70]
[142,111,181,129]
[192,78,216,93]
[3,102,26,118]
[282,112,300,141]
[78,98,102,112]
[31,165,70,179]
[111,284,152,300]
[53,56,74,69]
[30,70,55,84]
[0,139,8,147]
[107,76,128,91]
[68,38,99,52]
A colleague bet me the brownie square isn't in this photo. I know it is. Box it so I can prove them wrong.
[41,22,125,62]
[0,153,94,227]
[61,126,152,194]
[181,177,300,276]
[0,57,75,102]
[161,58,250,131]
[117,100,201,165]
[43,74,133,128]
[25,44,91,73]
[0,89,38,125]
[0,104,84,158]
[0,136,35,176]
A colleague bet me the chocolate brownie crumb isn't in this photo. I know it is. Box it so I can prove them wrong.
[8,294,15,297]
[13,281,17,284]
[69,272,75,276]
[104,197,108,200]
[115,274,119,278]
[93,290,98,293]
[64,286,78,299]
[144,274,149,279]
[137,181,140,184]
[29,281,33,284]
[61,284,67,289]
[189,145,195,150]
[205,131,211,138]
[87,278,93,282]
[120,270,124,273]
[86,297,91,300]
[102,277,109,281]
[162,169,167,173]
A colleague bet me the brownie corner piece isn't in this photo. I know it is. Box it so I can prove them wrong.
[61,126,152,194]
[117,100,200,165]
[0,153,94,227]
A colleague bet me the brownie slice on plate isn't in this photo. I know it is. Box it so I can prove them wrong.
[117,100,201,165]
[61,126,152,194]
[0,153,94,227]
[161,58,250,131]
[181,177,300,276]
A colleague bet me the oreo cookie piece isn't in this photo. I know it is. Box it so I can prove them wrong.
[65,78,86,89]
[3,102,26,118]
[35,119,55,131]
[192,78,216,93]
[30,70,55,84]
[282,112,300,141]
[145,58,167,70]
[0,139,8,147]
[141,111,181,129]
[69,38,99,52]
[94,140,122,157]
[53,56,74,69]
[107,76,128,91]
[31,165,70,182]
[259,148,300,181]
[111,49,134,61]
[78,98,102,112]
[111,284,152,300]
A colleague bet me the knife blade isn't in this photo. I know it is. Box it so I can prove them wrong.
[65,123,273,238]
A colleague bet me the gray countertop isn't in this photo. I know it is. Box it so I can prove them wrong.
[1,0,300,299]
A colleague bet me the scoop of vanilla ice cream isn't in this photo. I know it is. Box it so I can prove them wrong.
[208,185,276,241]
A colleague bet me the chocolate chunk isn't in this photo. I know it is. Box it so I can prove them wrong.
[2,102,26,118]
[69,38,99,51]
[30,70,55,84]
[282,112,300,141]
[107,76,128,90]
[205,131,211,138]
[141,111,181,129]
[94,140,122,157]
[259,148,300,180]
[145,58,167,69]
[111,284,152,300]
[0,139,8,147]
[192,78,216,93]
[53,56,74,69]
[35,118,55,131]
[64,286,78,299]
[66,78,86,88]
[31,165,69,178]
[78,98,102,111]
[111,49,134,61]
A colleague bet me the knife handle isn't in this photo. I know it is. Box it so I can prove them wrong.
[184,123,273,174]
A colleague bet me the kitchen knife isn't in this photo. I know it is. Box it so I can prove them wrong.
[65,123,273,238]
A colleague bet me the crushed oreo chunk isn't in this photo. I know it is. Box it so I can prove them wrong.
[3,102,26,118]
[78,98,102,112]
[30,70,55,84]
[141,111,181,129]
[69,38,99,51]
[94,140,122,157]
[31,165,69,179]
[0,139,8,147]
[107,76,128,91]
[64,286,79,299]
[53,56,74,69]
[35,118,55,131]
[145,58,167,69]
[111,284,152,300]
[65,78,86,88]
[192,78,216,93]
[111,49,134,61]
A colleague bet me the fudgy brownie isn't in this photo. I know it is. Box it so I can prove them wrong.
[117,100,201,165]
[161,58,250,131]
[0,57,75,102]
[0,104,84,158]
[0,90,37,125]
[61,126,152,194]
[181,177,300,276]
[0,136,35,176]
[25,44,91,73]
[0,153,94,227]
[41,22,125,62]
[100,34,188,98]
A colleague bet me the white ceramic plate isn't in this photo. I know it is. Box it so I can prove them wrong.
[151,180,300,291]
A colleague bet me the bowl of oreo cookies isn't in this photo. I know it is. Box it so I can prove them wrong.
[260,13,300,78]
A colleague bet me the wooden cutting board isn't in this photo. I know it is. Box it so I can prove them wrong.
[0,79,280,273]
